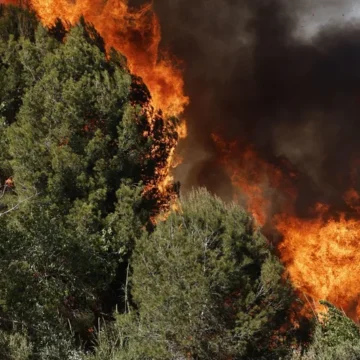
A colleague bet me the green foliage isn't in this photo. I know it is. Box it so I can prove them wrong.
[0,209,104,358]
[0,4,328,360]
[0,4,178,358]
[0,330,32,360]
[2,12,178,225]
[291,301,360,360]
[89,189,295,359]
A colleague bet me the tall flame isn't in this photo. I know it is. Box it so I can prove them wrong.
[28,0,189,117]
[213,134,360,320]
[276,209,360,319]
[0,0,189,214]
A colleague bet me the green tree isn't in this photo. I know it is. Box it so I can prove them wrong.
[4,15,178,226]
[88,189,295,360]
[291,301,360,360]
[0,5,179,358]
[0,5,38,127]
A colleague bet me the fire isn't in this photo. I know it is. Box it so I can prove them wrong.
[212,134,296,226]
[2,0,190,214]
[27,0,189,117]
[213,133,360,319]
[6,0,360,320]
[276,208,360,319]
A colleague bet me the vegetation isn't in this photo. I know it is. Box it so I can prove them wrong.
[0,4,359,360]
[85,189,295,360]
[0,4,176,358]
[291,302,360,360]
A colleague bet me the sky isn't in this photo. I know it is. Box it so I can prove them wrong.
[296,0,360,38]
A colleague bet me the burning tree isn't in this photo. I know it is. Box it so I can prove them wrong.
[0,4,183,356]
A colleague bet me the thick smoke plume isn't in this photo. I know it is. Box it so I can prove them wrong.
[149,0,360,317]
[149,0,360,218]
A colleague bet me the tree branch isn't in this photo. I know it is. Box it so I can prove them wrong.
[0,190,41,217]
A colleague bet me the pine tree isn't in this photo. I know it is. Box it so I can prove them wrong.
[0,5,179,358]
[291,301,360,360]
[89,189,295,360]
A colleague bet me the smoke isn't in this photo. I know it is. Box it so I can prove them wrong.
[129,0,360,318]
[148,0,360,214]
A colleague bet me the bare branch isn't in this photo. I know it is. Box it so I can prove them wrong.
[0,190,41,218]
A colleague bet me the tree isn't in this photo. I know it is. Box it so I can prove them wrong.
[4,14,178,224]
[0,5,38,127]
[88,189,295,360]
[291,301,360,360]
[0,5,179,358]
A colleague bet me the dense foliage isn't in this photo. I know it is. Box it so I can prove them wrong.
[87,189,295,360]
[0,4,359,360]
[0,4,177,358]
[291,302,360,360]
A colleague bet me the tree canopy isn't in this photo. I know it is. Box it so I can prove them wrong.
[88,189,296,360]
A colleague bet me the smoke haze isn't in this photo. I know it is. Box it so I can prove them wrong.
[146,0,360,216]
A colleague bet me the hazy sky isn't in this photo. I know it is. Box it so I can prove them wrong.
[297,0,360,38]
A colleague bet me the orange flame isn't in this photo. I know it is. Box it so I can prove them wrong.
[276,208,360,319]
[212,134,296,226]
[0,0,189,216]
[27,0,189,117]
[213,134,360,320]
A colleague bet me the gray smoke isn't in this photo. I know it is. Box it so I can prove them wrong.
[150,0,360,214]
